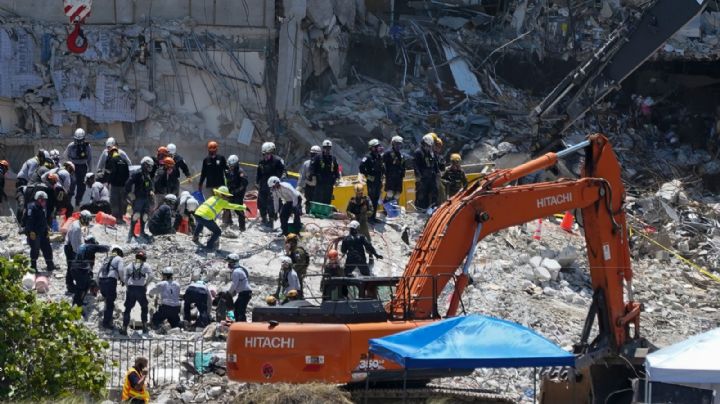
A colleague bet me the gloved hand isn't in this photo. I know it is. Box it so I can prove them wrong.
[375,254,383,260]
[29,231,37,240]
[128,192,136,201]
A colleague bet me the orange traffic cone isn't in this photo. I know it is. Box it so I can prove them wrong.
[178,217,189,234]
[533,218,543,240]
[134,221,141,237]
[560,210,574,233]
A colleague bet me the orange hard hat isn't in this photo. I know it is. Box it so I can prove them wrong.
[208,141,218,151]
[47,173,59,183]
[157,146,169,156]
[0,160,8,170]
[163,157,175,167]
[328,249,339,260]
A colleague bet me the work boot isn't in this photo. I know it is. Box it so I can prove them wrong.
[119,326,128,336]
[142,323,149,334]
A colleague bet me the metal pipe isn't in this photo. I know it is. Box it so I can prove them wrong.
[557,140,591,158]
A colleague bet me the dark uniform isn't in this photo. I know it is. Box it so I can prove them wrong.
[224,166,248,230]
[413,147,440,210]
[183,281,212,327]
[24,200,55,272]
[199,154,227,199]
[309,154,340,205]
[382,148,406,202]
[64,140,92,207]
[359,152,384,221]
[153,166,180,198]
[122,261,152,333]
[125,170,154,241]
[341,233,380,276]
[346,195,373,240]
[70,243,110,308]
[288,245,310,285]
[148,204,175,236]
[172,154,191,178]
[98,254,123,329]
[441,167,468,197]
[256,155,285,224]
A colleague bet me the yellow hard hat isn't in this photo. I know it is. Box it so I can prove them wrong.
[285,233,299,243]
[354,183,364,194]
[265,295,277,306]
[450,153,462,162]
[430,133,443,146]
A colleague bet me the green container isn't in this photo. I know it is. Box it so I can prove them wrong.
[309,202,335,218]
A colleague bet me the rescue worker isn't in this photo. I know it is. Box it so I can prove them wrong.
[153,156,180,206]
[175,191,199,233]
[63,128,92,207]
[97,245,124,330]
[151,146,169,178]
[121,251,153,335]
[81,173,111,214]
[341,220,382,276]
[95,137,130,173]
[274,256,301,303]
[346,183,372,240]
[25,190,55,272]
[49,149,61,168]
[64,210,92,294]
[320,249,343,295]
[102,144,131,224]
[268,176,302,236]
[183,280,213,328]
[193,186,246,250]
[383,136,406,204]
[297,145,320,213]
[148,194,177,236]
[70,235,110,311]
[17,150,50,187]
[121,356,150,403]
[125,157,155,243]
[224,155,248,231]
[226,253,252,322]
[62,161,76,210]
[256,142,285,227]
[198,141,227,200]
[359,138,384,222]
[48,173,71,224]
[166,143,191,178]
[432,134,447,204]
[149,267,182,329]
[19,164,55,227]
[413,133,440,211]
[0,160,8,214]
[309,139,340,205]
[42,163,73,218]
[441,153,468,197]
[285,233,309,286]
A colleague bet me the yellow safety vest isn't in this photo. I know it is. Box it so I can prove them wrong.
[195,196,245,220]
[121,367,149,403]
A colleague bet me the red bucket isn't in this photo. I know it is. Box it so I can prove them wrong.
[96,211,117,226]
[244,199,258,219]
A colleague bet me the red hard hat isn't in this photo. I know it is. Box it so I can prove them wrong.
[208,141,219,151]
[163,157,175,167]
[328,249,339,260]
[0,160,8,170]
[157,146,169,157]
[47,173,59,184]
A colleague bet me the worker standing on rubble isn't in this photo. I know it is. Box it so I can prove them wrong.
[359,139,385,222]
[226,253,252,322]
[341,220,382,276]
[297,145,320,213]
[441,153,468,197]
[183,280,213,328]
[148,267,182,329]
[285,233,309,288]
[103,144,131,224]
[153,156,180,206]
[121,251,152,335]
[122,356,150,403]
[81,173,111,214]
[19,165,56,227]
[320,249,343,293]
[274,256,301,303]
[309,140,340,205]
[224,155,248,231]
[63,129,92,208]
[125,157,155,243]
[25,190,55,273]
[198,141,227,200]
[97,246,124,330]
[256,142,285,227]
[413,133,440,211]
[148,194,177,237]
[64,210,92,294]
[48,173,70,223]
[346,184,372,240]
[16,151,50,223]
[193,186,246,251]
[175,191,199,234]
[96,138,130,172]
[43,162,74,219]
[166,143,191,179]
[382,136,406,205]
[268,176,302,236]
[70,235,110,310]
[151,146,169,179]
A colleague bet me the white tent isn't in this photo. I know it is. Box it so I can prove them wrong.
[645,327,720,403]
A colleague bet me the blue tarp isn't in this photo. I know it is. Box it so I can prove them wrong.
[369,315,575,369]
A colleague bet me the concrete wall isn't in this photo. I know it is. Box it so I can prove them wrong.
[0,0,274,27]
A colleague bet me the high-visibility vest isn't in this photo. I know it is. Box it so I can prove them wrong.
[121,367,150,403]
[195,196,223,220]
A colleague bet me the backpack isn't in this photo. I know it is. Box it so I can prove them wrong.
[101,257,114,277]
[130,263,146,280]
[106,153,129,186]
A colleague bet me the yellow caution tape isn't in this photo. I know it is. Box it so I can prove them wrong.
[630,224,720,284]
[240,162,299,178]
[180,173,201,185]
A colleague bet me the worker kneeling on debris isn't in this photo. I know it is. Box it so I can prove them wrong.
[184,280,213,328]
[274,256,302,304]
[193,186,245,251]
[122,356,150,403]
[149,267,182,329]
[148,193,177,237]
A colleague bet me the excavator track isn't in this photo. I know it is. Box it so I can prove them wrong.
[349,384,514,403]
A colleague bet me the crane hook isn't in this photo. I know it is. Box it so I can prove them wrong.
[67,22,88,53]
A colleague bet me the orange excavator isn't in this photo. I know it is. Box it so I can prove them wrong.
[227,134,648,402]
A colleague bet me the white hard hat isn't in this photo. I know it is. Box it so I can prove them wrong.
[85,172,95,180]
[226,253,240,263]
[63,161,75,171]
[422,134,434,146]
[42,150,51,159]
[167,143,177,155]
[34,190,48,200]
[310,145,321,154]
[164,194,177,204]
[80,210,93,223]
[180,191,190,198]
[228,155,239,166]
[186,198,199,212]
[105,137,116,148]
[161,267,174,276]
[368,138,380,148]
[322,139,332,147]
[267,176,280,188]
[261,142,276,154]
[348,220,360,229]
[141,156,154,166]
[280,256,292,266]
[73,128,86,140]
[391,136,403,144]
[49,149,60,159]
